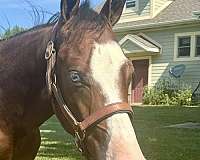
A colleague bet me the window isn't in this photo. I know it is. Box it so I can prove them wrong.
[177,36,191,57]
[125,0,138,11]
[126,0,136,8]
[196,35,200,56]
[174,32,200,61]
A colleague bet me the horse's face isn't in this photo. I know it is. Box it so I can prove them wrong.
[54,0,145,159]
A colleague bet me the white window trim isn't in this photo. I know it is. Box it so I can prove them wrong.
[174,32,200,61]
[124,0,139,13]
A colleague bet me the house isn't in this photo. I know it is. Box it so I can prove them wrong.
[113,0,200,104]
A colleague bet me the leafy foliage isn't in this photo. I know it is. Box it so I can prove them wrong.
[143,87,170,105]
[170,89,192,106]
[143,79,193,106]
[0,25,26,39]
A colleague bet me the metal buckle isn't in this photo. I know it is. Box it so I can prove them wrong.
[75,130,86,142]
[74,124,86,153]
[75,132,84,153]
[45,41,56,60]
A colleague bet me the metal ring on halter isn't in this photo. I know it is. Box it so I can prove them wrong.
[75,130,86,142]
[45,41,56,60]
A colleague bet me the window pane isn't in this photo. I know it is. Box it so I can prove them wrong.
[126,0,136,8]
[196,36,200,56]
[196,47,200,56]
[196,35,200,45]
[178,36,191,47]
[178,47,190,57]
[178,36,191,57]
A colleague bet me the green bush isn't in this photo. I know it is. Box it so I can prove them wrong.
[170,89,192,106]
[143,79,192,106]
[143,87,169,105]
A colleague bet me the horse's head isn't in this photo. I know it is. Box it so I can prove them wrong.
[48,0,145,159]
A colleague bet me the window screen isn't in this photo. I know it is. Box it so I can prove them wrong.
[178,36,191,57]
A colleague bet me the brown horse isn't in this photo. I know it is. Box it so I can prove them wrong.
[0,0,146,159]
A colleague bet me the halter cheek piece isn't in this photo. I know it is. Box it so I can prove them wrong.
[45,27,134,154]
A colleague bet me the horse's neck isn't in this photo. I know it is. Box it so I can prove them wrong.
[0,26,53,90]
[0,25,54,128]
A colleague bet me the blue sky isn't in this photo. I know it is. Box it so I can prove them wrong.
[0,0,102,33]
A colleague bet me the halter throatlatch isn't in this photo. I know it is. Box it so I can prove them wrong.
[45,34,134,154]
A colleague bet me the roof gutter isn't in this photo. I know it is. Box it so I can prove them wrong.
[113,18,200,33]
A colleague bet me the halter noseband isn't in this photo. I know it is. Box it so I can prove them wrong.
[45,26,133,154]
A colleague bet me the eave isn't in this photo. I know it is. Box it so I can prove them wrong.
[114,19,200,33]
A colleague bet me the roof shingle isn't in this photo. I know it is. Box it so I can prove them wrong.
[114,0,200,31]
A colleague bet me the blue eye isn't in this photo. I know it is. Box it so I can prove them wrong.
[70,71,81,83]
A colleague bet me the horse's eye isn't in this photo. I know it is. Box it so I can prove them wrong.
[70,71,81,83]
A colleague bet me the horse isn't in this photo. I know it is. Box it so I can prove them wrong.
[0,0,146,159]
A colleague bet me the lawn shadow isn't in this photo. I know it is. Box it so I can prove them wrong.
[36,116,84,160]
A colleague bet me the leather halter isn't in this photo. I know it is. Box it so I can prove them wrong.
[45,26,134,153]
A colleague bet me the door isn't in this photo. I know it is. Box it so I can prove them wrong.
[132,59,149,103]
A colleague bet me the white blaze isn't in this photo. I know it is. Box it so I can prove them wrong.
[90,41,145,159]
[90,41,127,104]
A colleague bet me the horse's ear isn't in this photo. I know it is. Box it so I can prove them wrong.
[60,0,80,22]
[100,0,126,26]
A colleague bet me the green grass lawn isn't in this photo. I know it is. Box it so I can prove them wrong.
[35,117,84,160]
[36,106,200,160]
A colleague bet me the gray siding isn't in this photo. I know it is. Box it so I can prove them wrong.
[117,24,200,90]
[145,25,200,89]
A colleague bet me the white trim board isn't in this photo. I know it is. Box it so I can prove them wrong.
[119,34,160,53]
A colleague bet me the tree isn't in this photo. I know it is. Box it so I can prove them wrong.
[0,25,26,39]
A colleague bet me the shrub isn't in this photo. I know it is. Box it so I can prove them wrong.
[143,87,169,105]
[143,79,192,106]
[169,89,192,106]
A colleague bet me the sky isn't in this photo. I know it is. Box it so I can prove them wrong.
[0,0,102,33]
